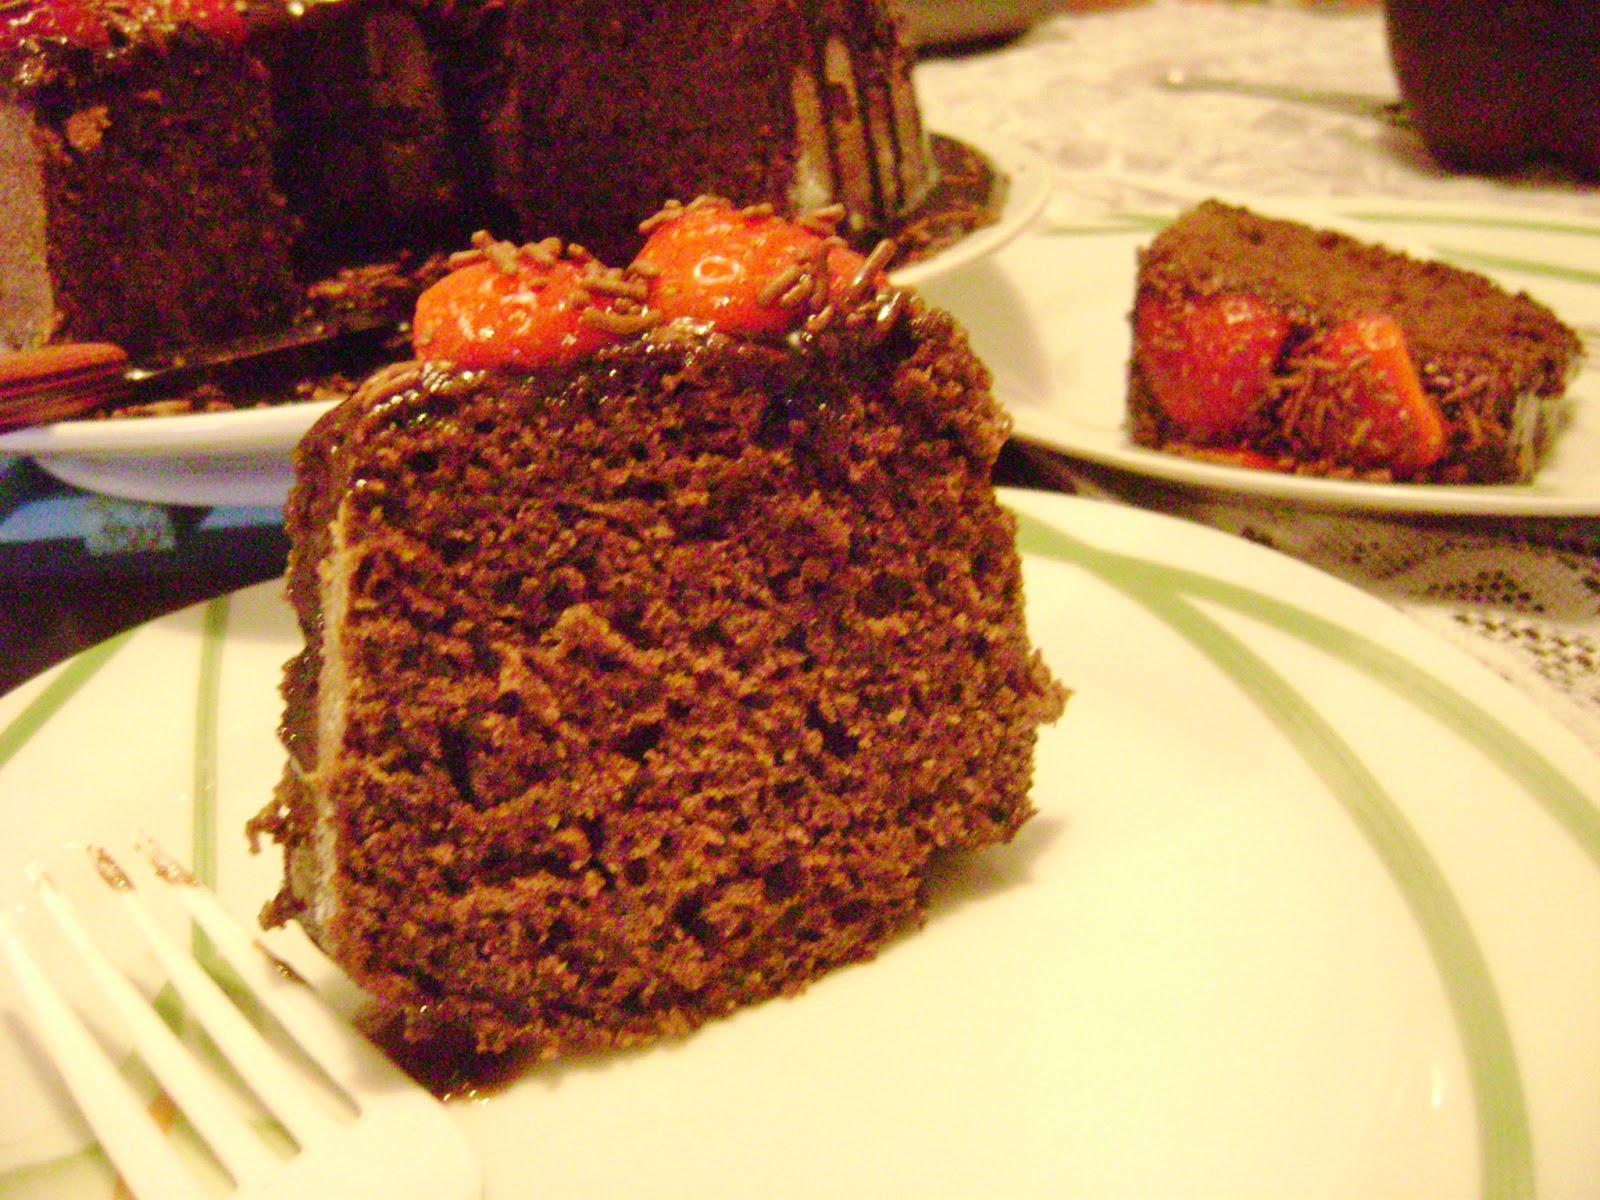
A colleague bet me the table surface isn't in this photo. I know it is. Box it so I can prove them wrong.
[4,0,1599,756]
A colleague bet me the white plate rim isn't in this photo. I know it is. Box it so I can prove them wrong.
[891,122,1050,288]
[1009,409,1600,516]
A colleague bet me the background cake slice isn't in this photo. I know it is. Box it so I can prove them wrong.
[1128,200,1583,484]
[479,0,940,264]
[250,202,1065,1057]
[0,0,300,354]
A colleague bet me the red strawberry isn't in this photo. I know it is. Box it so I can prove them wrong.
[1287,313,1446,478]
[1134,291,1292,443]
[412,250,624,370]
[634,201,870,336]
[0,0,111,51]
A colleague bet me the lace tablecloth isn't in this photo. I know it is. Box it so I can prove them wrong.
[917,0,1600,221]
[916,1,1600,756]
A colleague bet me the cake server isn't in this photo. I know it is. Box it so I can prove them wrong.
[1160,67,1409,126]
[0,318,399,434]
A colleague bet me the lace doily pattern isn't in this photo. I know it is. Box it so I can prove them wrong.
[1208,505,1600,756]
[916,0,1600,221]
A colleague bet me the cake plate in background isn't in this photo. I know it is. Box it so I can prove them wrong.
[0,128,1049,510]
[920,195,1600,516]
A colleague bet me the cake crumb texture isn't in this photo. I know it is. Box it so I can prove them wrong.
[255,300,1065,1056]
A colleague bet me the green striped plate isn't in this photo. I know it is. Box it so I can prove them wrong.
[2,490,1597,1198]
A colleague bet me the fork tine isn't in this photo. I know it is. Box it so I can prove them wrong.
[28,863,280,1187]
[128,839,485,1200]
[0,908,212,1200]
[136,836,411,1099]
[89,847,340,1152]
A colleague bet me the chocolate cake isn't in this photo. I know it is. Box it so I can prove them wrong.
[246,0,473,278]
[249,202,1065,1056]
[1,0,945,362]
[0,2,300,355]
[481,0,940,264]
[1128,201,1583,484]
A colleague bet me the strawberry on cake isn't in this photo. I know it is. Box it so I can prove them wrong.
[1127,201,1583,485]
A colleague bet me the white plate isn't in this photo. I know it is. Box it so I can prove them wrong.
[891,125,1050,289]
[3,488,1598,1198]
[920,200,1600,515]
[0,128,1048,510]
[0,401,342,507]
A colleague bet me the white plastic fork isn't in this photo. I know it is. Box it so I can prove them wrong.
[0,840,482,1200]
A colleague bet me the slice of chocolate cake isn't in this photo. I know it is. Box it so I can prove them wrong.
[0,1,300,355]
[1128,200,1583,484]
[249,201,1065,1056]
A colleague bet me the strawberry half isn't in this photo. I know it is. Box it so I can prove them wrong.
[1134,291,1292,443]
[1286,313,1446,478]
[634,201,869,336]
[412,251,623,370]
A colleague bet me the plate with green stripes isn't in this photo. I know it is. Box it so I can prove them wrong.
[924,200,1600,515]
[2,488,1597,1198]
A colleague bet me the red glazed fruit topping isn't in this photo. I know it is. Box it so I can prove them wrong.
[0,0,111,51]
[412,204,896,370]
[635,200,872,336]
[1135,291,1292,443]
[0,0,247,48]
[159,0,247,44]
[1285,313,1446,478]
[115,0,246,41]
[412,240,644,370]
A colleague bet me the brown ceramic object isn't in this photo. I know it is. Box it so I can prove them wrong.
[1384,0,1600,179]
